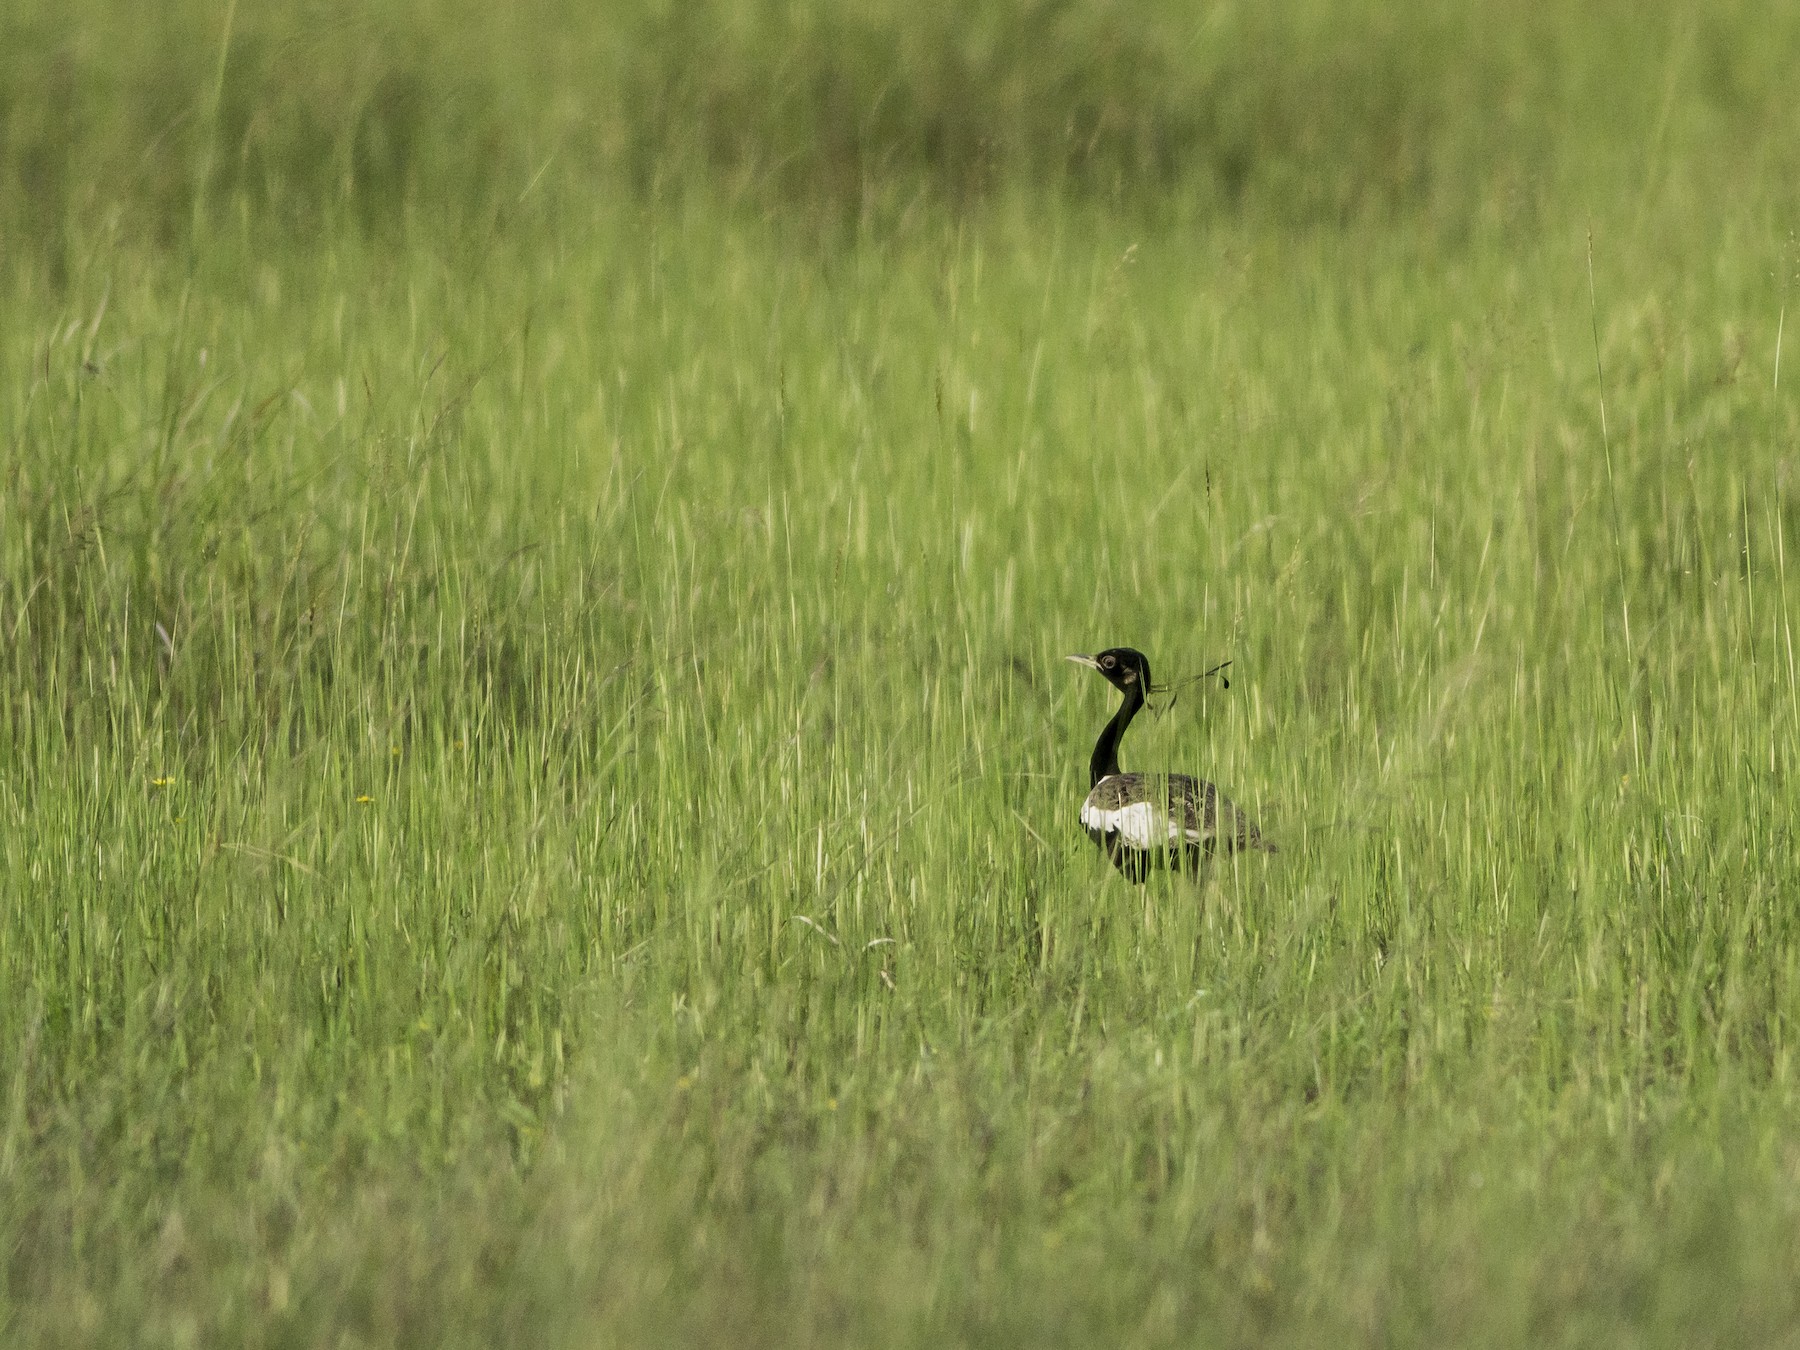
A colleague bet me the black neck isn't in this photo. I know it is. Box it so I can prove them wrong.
[1089,682,1143,786]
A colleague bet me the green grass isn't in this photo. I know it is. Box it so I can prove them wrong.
[4,2,1800,1345]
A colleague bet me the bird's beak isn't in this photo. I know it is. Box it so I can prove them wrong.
[1065,654,1100,670]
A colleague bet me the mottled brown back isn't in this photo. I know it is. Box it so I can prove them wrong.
[1086,772,1275,855]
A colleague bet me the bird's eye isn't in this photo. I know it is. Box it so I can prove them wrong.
[1100,654,1115,669]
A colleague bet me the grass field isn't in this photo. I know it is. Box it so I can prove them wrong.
[4,2,1800,1345]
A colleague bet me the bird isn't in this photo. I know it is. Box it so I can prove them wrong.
[1067,647,1274,881]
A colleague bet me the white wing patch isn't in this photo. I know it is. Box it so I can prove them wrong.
[1080,799,1193,850]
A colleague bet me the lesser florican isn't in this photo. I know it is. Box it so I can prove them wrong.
[1067,647,1274,881]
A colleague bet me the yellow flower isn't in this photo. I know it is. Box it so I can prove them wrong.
[356,794,374,805]
[150,776,174,788]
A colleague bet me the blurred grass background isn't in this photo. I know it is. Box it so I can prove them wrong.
[4,0,1798,240]
[4,2,1800,1347]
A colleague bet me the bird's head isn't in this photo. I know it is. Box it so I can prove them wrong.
[1066,646,1155,696]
